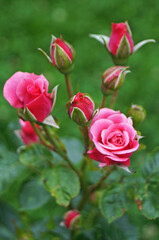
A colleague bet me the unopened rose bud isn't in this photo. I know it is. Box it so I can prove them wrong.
[101,66,130,96]
[108,22,133,64]
[90,21,155,65]
[64,210,81,229]
[50,36,75,74]
[66,92,95,126]
[127,104,146,125]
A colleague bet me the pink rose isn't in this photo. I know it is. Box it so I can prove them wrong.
[88,108,139,167]
[19,119,39,145]
[108,22,134,56]
[3,72,57,122]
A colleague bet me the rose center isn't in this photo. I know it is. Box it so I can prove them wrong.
[108,133,124,147]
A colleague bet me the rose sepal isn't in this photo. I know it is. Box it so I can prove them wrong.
[37,48,52,64]
[71,107,89,126]
[89,34,110,52]
[133,39,156,52]
[42,115,59,128]
[51,85,59,110]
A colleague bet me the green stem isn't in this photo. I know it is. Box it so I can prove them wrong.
[109,90,119,109]
[79,126,89,153]
[101,95,107,108]
[89,168,112,194]
[78,168,113,210]
[43,125,81,178]
[65,74,73,99]
[29,122,54,150]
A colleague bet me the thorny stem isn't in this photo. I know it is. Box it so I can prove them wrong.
[65,73,73,99]
[109,90,119,109]
[101,95,107,108]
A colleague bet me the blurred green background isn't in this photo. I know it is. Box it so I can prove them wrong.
[0,0,159,238]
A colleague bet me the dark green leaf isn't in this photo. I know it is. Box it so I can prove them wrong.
[19,177,51,210]
[139,184,159,220]
[142,147,159,181]
[99,184,129,223]
[19,144,53,168]
[42,165,80,206]
[0,146,25,195]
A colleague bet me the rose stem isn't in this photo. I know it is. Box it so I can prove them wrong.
[29,122,54,150]
[101,95,107,108]
[109,90,119,109]
[43,125,81,179]
[89,168,112,194]
[78,168,113,210]
[64,73,73,99]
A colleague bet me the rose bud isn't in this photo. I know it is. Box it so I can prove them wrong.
[66,92,95,126]
[127,104,146,126]
[3,72,58,126]
[88,108,139,172]
[101,66,130,96]
[90,21,155,65]
[17,119,39,145]
[38,35,75,74]
[63,210,81,229]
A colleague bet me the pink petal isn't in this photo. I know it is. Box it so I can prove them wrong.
[26,93,53,122]
[3,71,24,108]
[91,108,117,126]
[89,118,113,141]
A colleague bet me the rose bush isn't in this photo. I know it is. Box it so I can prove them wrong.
[3,71,57,122]
[88,108,139,167]
[19,119,39,145]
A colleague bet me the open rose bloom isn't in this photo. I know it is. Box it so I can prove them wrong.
[3,72,58,123]
[88,108,139,170]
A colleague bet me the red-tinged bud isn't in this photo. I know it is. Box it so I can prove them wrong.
[50,36,75,74]
[101,66,130,96]
[90,21,155,65]
[127,104,146,125]
[108,22,134,63]
[66,92,95,126]
[64,210,81,229]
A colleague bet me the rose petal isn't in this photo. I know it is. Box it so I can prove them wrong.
[3,71,24,108]
[26,93,53,122]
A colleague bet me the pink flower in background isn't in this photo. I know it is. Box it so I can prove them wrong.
[19,119,39,145]
[88,108,139,167]
[108,22,134,56]
[64,210,80,229]
[3,72,57,122]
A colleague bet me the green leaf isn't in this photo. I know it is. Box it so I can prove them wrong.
[99,184,129,223]
[142,147,159,181]
[0,146,26,195]
[136,183,159,220]
[19,177,51,210]
[42,165,80,207]
[18,144,53,168]
[62,138,84,164]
